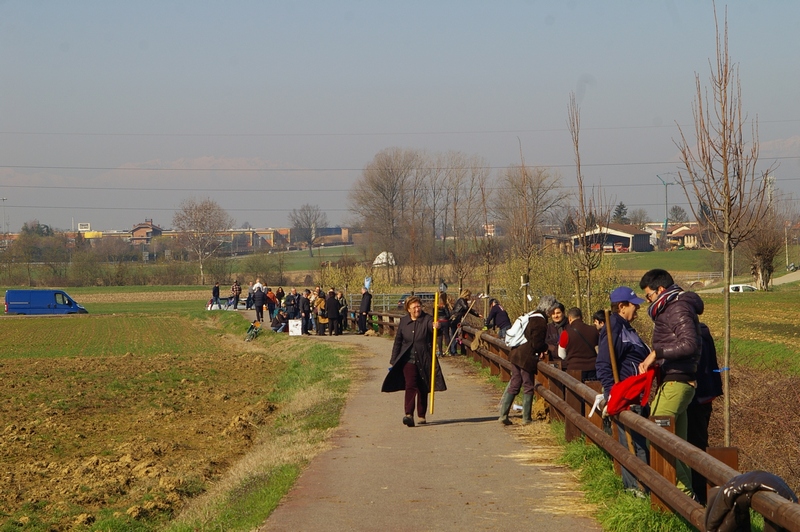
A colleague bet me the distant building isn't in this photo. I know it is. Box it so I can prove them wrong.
[130,219,164,245]
[571,223,652,253]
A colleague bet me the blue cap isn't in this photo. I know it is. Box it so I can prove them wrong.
[609,286,645,305]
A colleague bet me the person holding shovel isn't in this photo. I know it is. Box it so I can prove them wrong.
[596,286,651,495]
[382,296,447,427]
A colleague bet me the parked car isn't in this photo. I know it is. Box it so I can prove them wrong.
[397,292,437,309]
[726,284,758,293]
[4,289,88,315]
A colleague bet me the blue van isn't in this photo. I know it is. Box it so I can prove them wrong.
[4,289,88,315]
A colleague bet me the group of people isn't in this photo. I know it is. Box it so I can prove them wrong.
[211,281,375,336]
[382,269,722,504]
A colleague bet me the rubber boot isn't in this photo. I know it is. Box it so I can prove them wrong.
[498,392,515,425]
[522,394,534,425]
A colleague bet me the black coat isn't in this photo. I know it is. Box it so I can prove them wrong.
[509,314,547,374]
[359,291,372,313]
[252,289,266,308]
[382,312,447,393]
[326,294,340,317]
[299,295,311,315]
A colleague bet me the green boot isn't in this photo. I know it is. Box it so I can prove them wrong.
[498,392,515,425]
[522,394,534,425]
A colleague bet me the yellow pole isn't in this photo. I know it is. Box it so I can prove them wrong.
[430,291,440,414]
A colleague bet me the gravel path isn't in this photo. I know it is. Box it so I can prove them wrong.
[258,331,601,532]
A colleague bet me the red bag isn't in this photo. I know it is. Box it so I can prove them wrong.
[606,368,656,416]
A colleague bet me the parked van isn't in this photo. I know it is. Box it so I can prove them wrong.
[4,289,88,315]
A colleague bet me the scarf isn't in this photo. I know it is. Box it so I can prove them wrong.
[647,284,683,321]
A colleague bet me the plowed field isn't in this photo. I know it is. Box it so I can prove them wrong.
[0,312,287,530]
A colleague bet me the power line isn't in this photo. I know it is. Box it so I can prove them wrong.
[0,119,798,137]
[2,155,798,173]
[3,176,800,194]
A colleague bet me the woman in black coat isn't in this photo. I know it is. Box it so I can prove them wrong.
[325,290,340,336]
[252,286,266,323]
[381,296,447,427]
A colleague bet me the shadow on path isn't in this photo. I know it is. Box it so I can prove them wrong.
[259,332,601,532]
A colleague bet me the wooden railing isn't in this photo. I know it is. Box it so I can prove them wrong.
[364,310,800,532]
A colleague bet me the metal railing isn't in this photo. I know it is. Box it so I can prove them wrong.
[363,309,800,532]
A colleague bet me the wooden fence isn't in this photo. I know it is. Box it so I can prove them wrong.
[359,310,800,532]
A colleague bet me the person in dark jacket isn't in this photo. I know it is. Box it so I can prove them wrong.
[498,295,551,425]
[381,296,446,427]
[485,298,512,340]
[284,288,299,319]
[436,292,452,356]
[271,309,288,333]
[688,322,723,504]
[252,286,266,323]
[596,286,650,493]
[275,287,285,307]
[357,287,372,334]
[336,290,348,332]
[639,268,703,497]
[545,301,567,362]
[449,289,482,355]
[557,307,598,379]
[211,282,222,309]
[299,289,313,336]
[325,290,340,336]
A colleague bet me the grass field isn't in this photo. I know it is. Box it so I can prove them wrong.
[0,298,352,531]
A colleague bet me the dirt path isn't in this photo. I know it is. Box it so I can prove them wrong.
[258,331,601,532]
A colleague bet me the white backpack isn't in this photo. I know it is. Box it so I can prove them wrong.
[505,311,544,348]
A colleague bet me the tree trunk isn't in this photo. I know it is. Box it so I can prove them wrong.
[723,234,732,446]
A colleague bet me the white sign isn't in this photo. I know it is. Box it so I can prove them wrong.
[288,319,303,336]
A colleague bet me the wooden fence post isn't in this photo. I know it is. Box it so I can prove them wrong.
[564,370,583,442]
[649,415,676,512]
[584,381,604,447]
[547,361,565,422]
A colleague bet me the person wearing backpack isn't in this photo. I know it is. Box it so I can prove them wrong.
[498,295,553,425]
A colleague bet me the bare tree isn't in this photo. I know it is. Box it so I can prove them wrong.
[568,93,610,311]
[669,205,689,224]
[289,204,329,257]
[172,197,234,285]
[348,147,420,284]
[674,6,774,445]
[493,154,566,310]
[446,152,485,292]
[741,195,792,290]
[628,208,650,229]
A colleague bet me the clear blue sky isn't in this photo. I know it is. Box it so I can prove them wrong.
[1,1,798,232]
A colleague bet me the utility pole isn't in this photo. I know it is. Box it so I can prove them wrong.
[1,197,6,247]
[656,175,675,249]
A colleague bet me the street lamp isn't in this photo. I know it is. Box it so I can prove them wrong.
[656,175,675,249]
